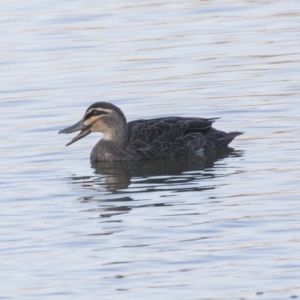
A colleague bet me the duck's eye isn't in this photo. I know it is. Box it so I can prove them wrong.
[92,110,99,116]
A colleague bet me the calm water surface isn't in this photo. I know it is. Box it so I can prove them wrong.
[1,0,300,299]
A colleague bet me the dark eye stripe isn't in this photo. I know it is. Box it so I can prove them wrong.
[84,110,108,120]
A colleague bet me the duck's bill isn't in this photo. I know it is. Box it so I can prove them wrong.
[59,120,91,146]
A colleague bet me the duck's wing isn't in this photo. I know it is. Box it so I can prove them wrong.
[180,117,219,134]
[127,117,215,160]
[128,117,217,143]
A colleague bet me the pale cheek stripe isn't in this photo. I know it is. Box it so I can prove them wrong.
[84,116,99,126]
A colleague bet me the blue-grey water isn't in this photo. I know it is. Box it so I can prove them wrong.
[1,0,300,299]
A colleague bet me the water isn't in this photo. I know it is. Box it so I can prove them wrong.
[1,0,300,299]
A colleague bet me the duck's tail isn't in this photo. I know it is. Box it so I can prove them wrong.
[216,131,243,147]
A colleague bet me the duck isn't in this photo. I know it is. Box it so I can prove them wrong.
[59,102,242,161]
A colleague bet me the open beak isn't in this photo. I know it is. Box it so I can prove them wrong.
[59,120,92,146]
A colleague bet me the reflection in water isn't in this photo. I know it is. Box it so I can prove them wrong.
[91,149,243,191]
[69,149,243,217]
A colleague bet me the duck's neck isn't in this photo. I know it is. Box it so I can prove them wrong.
[101,122,128,147]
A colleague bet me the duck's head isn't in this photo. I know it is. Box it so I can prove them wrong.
[59,102,127,146]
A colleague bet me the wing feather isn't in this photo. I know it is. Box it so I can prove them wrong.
[125,116,241,160]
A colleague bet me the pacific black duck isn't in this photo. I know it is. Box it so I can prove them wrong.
[59,102,242,161]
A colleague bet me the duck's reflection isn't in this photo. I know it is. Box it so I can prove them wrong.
[91,155,208,192]
[70,149,243,219]
[72,149,243,192]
